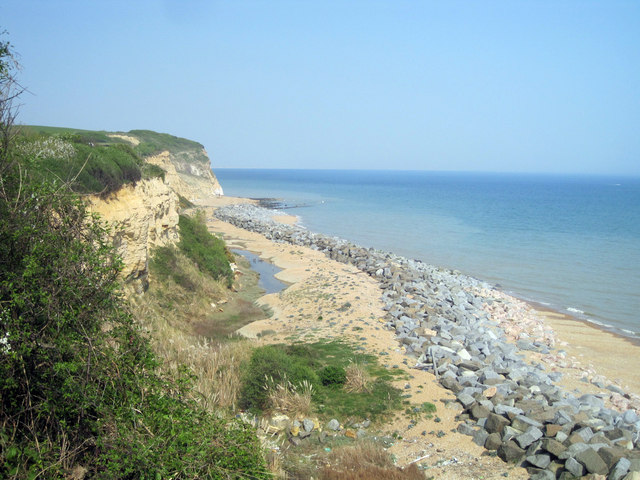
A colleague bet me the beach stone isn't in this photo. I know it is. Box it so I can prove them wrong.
[559,442,591,460]
[529,470,555,480]
[606,449,630,472]
[456,392,476,409]
[457,422,476,436]
[564,456,586,477]
[515,426,543,448]
[541,437,567,458]
[502,426,523,442]
[494,404,523,417]
[485,432,502,450]
[623,410,639,424]
[623,472,640,480]
[483,386,498,398]
[473,429,489,447]
[575,447,608,475]
[512,415,543,432]
[303,418,315,433]
[526,453,551,469]
[326,419,340,431]
[498,440,526,463]
[470,403,490,420]
[545,424,564,437]
[485,412,510,434]
[610,457,632,480]
[440,376,463,393]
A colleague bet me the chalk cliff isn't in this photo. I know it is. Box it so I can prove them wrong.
[145,148,224,202]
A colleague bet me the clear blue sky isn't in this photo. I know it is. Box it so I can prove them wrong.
[2,1,639,174]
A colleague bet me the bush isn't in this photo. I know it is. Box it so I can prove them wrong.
[178,212,234,287]
[239,346,319,412]
[0,149,268,477]
[319,365,347,388]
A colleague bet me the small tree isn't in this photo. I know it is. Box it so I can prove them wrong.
[0,30,23,172]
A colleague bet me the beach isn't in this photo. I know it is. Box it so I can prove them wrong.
[199,194,640,478]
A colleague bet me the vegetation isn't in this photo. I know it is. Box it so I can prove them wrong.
[0,37,268,479]
[177,212,234,287]
[129,129,206,158]
[12,131,167,197]
[239,341,403,421]
[319,442,423,480]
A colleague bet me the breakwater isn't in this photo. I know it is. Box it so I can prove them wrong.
[215,203,640,479]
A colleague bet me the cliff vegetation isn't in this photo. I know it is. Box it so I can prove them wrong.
[0,39,268,479]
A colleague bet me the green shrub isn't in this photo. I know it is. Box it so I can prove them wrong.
[239,341,403,421]
[0,149,268,478]
[239,345,319,412]
[319,365,347,388]
[178,212,233,287]
[150,245,198,290]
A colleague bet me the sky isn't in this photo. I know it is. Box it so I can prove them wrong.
[2,1,639,174]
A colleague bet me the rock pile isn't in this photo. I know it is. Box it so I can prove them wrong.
[215,204,640,479]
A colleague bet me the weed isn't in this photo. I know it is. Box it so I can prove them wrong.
[266,377,315,418]
[344,361,372,393]
[319,442,423,480]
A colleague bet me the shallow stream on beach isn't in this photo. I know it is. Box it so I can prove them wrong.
[232,249,287,294]
[217,168,640,338]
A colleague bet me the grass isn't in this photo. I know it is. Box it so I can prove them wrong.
[319,442,424,480]
[129,129,207,159]
[16,129,166,196]
[239,340,405,422]
[178,212,234,286]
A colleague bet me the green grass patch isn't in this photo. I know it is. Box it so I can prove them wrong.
[239,340,404,421]
[129,129,205,157]
[16,130,165,196]
[178,212,234,287]
[150,212,233,288]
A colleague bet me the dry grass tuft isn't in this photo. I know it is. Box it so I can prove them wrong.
[344,361,371,393]
[320,442,423,480]
[265,377,314,418]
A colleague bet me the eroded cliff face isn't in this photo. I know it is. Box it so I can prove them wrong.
[89,135,225,293]
[89,177,179,293]
[145,148,224,203]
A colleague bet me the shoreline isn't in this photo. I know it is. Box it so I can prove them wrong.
[202,196,640,478]
[212,199,640,398]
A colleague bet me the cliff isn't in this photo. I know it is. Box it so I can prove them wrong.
[145,149,224,202]
[89,177,179,293]
[88,130,224,292]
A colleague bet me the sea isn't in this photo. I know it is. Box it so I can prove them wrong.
[214,169,640,338]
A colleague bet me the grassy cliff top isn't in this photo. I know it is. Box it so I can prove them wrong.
[21,125,205,157]
[16,126,211,196]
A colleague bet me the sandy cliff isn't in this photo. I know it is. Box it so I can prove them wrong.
[89,177,179,293]
[88,133,224,292]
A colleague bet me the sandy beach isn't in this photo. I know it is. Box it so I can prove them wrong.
[200,195,639,478]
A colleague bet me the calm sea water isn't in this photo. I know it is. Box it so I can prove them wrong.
[215,169,640,337]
